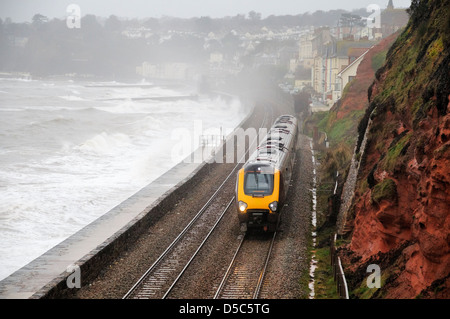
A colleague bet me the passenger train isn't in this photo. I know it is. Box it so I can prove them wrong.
[235,114,298,232]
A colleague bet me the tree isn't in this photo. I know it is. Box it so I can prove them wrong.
[144,17,160,31]
[221,32,240,58]
[104,15,122,33]
[195,16,219,33]
[32,14,48,28]
[248,11,261,21]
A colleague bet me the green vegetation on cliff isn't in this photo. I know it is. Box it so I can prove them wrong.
[370,178,397,205]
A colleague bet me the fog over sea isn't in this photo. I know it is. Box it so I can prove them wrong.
[0,78,248,281]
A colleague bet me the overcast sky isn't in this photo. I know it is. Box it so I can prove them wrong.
[1,0,412,22]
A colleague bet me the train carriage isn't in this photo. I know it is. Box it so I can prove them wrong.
[236,115,298,232]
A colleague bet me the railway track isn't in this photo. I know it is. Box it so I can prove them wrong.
[213,231,277,299]
[123,106,273,299]
[123,195,235,299]
[214,150,295,299]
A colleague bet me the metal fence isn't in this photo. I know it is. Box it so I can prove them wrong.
[330,233,349,299]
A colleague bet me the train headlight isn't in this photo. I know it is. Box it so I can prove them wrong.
[238,201,248,212]
[269,201,278,213]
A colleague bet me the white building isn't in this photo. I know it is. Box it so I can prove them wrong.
[298,33,314,69]
[209,52,224,66]
[136,62,192,81]
[334,48,371,101]
[312,54,350,106]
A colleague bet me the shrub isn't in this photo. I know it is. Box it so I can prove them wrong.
[371,178,397,205]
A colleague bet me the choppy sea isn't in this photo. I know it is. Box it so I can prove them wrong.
[0,78,248,281]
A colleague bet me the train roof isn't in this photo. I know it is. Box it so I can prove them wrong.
[244,115,297,171]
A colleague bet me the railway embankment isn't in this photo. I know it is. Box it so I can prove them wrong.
[302,31,398,299]
[307,0,450,299]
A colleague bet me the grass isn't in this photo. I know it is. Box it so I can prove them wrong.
[321,143,353,181]
[313,111,336,132]
[427,36,444,60]
[342,78,356,97]
[317,108,366,148]
[380,132,412,172]
[371,178,397,205]
[313,246,339,299]
[332,110,365,144]
[372,50,387,72]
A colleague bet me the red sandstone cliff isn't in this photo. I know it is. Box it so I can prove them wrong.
[340,0,450,298]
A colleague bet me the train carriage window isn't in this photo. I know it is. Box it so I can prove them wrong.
[244,172,274,196]
[259,148,277,155]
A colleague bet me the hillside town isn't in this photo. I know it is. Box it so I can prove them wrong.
[1,1,408,108]
[134,1,408,107]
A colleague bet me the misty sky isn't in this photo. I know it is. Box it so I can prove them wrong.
[1,0,412,22]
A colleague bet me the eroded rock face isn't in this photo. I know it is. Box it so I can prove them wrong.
[349,104,450,297]
[347,93,450,298]
[341,0,450,298]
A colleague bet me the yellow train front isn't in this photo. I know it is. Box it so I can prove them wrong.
[236,115,297,232]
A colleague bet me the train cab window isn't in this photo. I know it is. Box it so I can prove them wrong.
[244,172,274,196]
